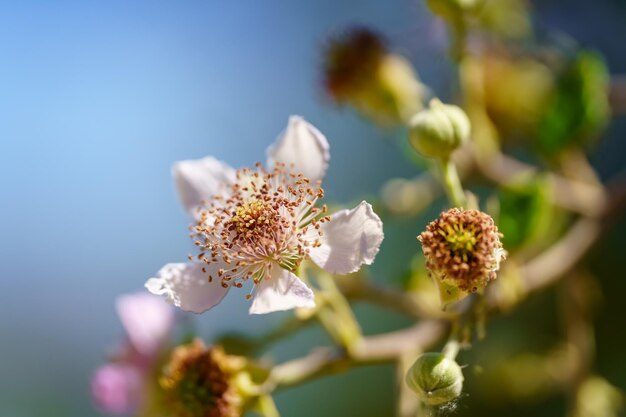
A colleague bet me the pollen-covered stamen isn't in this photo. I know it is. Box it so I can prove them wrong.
[418,208,505,293]
[229,199,278,236]
[190,163,330,293]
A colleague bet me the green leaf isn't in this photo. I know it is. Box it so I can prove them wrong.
[497,176,555,251]
[537,50,610,155]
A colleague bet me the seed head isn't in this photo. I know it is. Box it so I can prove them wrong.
[323,27,387,101]
[418,208,505,304]
[322,26,423,125]
[160,339,243,417]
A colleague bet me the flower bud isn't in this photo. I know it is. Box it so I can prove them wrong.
[159,339,245,417]
[323,27,423,125]
[408,99,470,159]
[406,352,464,406]
[418,208,505,306]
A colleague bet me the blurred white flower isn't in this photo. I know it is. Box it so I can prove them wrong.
[146,116,384,314]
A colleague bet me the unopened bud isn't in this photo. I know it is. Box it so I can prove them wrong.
[406,352,464,406]
[408,99,470,159]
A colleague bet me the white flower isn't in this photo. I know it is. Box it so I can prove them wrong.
[146,116,384,314]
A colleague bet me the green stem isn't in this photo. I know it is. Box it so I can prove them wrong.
[256,395,281,417]
[442,339,461,360]
[316,272,363,354]
[449,15,467,63]
[256,315,315,349]
[438,157,466,207]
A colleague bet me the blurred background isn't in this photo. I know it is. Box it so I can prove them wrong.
[0,1,625,416]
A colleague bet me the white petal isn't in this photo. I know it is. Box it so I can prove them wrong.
[308,201,384,275]
[145,262,229,314]
[266,116,330,183]
[249,266,315,314]
[172,156,236,216]
[115,292,175,357]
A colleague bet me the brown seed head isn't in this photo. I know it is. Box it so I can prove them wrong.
[160,339,242,417]
[418,208,505,293]
[323,27,387,101]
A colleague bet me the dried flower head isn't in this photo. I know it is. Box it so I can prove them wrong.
[322,27,423,125]
[418,208,505,304]
[323,27,387,101]
[160,339,243,417]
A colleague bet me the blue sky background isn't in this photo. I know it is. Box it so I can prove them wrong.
[0,2,428,415]
[0,1,625,416]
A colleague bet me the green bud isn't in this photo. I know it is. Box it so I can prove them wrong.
[408,99,470,159]
[406,352,464,406]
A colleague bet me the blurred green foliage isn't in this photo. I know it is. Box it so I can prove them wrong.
[537,51,610,156]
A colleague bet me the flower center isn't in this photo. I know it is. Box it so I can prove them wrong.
[160,340,241,417]
[190,164,330,295]
[440,223,481,260]
[228,199,279,238]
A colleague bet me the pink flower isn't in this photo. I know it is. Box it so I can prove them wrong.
[91,364,143,414]
[91,292,174,414]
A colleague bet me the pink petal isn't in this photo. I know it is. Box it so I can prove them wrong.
[116,292,175,357]
[91,363,143,414]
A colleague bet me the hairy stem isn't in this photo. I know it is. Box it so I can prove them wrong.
[438,157,466,208]
[315,272,363,354]
[267,321,447,390]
